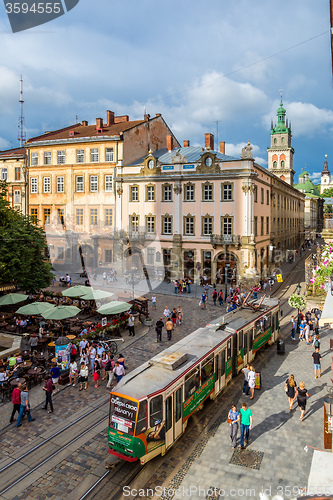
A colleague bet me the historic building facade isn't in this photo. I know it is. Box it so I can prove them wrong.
[25,112,179,271]
[0,147,27,214]
[294,170,324,239]
[115,133,305,285]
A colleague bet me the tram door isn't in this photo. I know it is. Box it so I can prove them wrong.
[215,349,226,392]
[243,329,253,365]
[165,387,182,449]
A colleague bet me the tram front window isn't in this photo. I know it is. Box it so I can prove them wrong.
[110,395,138,435]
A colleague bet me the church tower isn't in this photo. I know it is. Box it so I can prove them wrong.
[320,154,330,194]
[267,91,295,185]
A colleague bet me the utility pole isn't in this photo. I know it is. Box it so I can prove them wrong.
[17,76,26,147]
[331,0,333,82]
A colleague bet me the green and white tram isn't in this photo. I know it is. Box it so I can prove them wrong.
[108,298,279,464]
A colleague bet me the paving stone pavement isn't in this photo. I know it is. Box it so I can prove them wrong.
[159,324,333,500]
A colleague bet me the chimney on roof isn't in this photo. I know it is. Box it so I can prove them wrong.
[205,133,214,150]
[96,118,103,130]
[82,120,88,126]
[183,140,190,147]
[144,113,150,121]
[166,135,174,151]
[220,141,225,154]
[114,115,129,123]
[106,110,114,126]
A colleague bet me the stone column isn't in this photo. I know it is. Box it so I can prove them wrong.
[92,235,99,270]
[172,234,183,280]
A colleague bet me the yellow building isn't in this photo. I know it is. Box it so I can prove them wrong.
[26,111,179,271]
[0,148,27,214]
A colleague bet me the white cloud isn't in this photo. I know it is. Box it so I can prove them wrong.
[310,172,322,182]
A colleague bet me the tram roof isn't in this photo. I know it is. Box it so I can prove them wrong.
[113,298,279,401]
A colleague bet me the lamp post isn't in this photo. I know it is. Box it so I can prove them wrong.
[224,264,230,299]
[296,283,301,295]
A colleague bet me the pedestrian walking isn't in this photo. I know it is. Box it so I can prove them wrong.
[312,348,322,378]
[93,359,101,388]
[295,382,310,421]
[50,363,61,393]
[177,306,183,325]
[69,358,78,386]
[79,337,88,355]
[228,404,240,449]
[239,402,253,448]
[78,362,89,390]
[101,351,109,380]
[171,308,177,328]
[113,361,125,383]
[312,335,320,350]
[201,292,207,309]
[299,320,305,341]
[218,290,223,306]
[163,306,171,319]
[80,348,89,367]
[89,344,96,373]
[242,364,250,396]
[290,316,296,340]
[285,374,297,411]
[16,385,35,427]
[155,317,164,342]
[187,279,191,293]
[248,366,256,400]
[166,318,173,340]
[204,283,209,297]
[174,280,178,294]
[118,353,126,369]
[10,382,22,423]
[42,375,54,413]
[212,290,217,306]
[151,294,157,310]
[106,355,115,388]
[305,322,311,344]
[128,313,135,336]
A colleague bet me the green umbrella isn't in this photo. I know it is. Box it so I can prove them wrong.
[16,302,55,315]
[41,305,81,320]
[97,301,131,315]
[0,293,28,306]
[81,289,113,301]
[62,286,91,297]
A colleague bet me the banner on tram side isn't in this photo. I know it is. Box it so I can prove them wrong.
[237,348,244,369]
[183,374,215,420]
[225,357,233,384]
[253,328,272,352]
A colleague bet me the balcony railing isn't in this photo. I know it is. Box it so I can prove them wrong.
[210,234,241,246]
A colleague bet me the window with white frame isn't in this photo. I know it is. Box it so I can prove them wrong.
[184,184,194,201]
[30,178,38,193]
[90,175,98,192]
[130,186,139,201]
[130,215,139,233]
[222,217,232,235]
[1,168,7,180]
[163,216,172,234]
[31,153,38,165]
[105,148,114,162]
[222,184,232,201]
[90,208,98,225]
[184,216,194,235]
[76,208,83,225]
[90,148,99,162]
[203,183,213,201]
[163,185,172,201]
[105,208,112,226]
[76,176,84,192]
[57,176,64,193]
[146,216,155,233]
[43,177,51,193]
[44,152,52,165]
[14,190,21,203]
[76,149,84,163]
[105,175,113,191]
[146,185,155,201]
[147,248,155,265]
[202,216,213,235]
[57,150,65,164]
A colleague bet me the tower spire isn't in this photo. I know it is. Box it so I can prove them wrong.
[17,75,26,147]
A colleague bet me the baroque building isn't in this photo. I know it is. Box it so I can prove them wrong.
[0,147,27,214]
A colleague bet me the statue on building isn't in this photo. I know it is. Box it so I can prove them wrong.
[241,141,253,160]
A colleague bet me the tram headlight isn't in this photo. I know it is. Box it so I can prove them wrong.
[109,441,115,446]
[125,448,133,454]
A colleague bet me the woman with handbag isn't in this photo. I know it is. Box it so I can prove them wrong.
[227,405,240,449]
[93,359,101,389]
[285,374,297,411]
[295,382,310,421]
[248,366,256,400]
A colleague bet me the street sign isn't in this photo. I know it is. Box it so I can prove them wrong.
[276,274,283,283]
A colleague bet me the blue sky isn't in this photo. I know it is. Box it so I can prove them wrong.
[0,0,332,183]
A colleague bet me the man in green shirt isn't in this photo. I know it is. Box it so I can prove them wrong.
[8,355,17,368]
[239,402,253,448]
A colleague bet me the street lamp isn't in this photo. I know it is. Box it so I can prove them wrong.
[224,264,230,299]
[296,284,301,295]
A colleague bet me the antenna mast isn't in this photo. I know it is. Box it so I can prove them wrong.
[17,75,26,147]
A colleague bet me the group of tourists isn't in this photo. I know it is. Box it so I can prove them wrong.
[174,279,192,294]
[102,269,117,285]
[153,306,184,342]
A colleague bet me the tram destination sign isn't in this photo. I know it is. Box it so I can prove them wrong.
[183,374,215,420]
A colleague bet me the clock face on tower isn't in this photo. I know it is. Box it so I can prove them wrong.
[148,159,154,169]
[205,157,212,167]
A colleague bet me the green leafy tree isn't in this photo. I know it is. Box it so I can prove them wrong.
[0,181,52,292]
[321,187,333,198]
[324,204,333,214]
[288,293,306,310]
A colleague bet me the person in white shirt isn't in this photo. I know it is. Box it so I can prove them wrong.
[69,359,78,386]
[79,338,87,354]
[89,345,96,372]
[151,295,157,310]
[78,362,89,390]
[113,362,125,383]
[248,366,256,400]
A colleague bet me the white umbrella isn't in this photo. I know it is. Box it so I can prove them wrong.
[97,301,131,315]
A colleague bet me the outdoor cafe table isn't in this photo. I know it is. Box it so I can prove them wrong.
[20,361,32,370]
[21,350,30,360]
[10,377,25,386]
[71,326,81,333]
[6,325,16,332]
[28,367,43,375]
[0,321,8,327]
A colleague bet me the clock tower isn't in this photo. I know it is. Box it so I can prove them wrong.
[267,91,295,185]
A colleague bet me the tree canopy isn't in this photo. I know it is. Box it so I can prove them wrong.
[0,181,52,292]
[321,187,333,198]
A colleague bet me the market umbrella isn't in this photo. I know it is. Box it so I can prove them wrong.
[80,289,113,301]
[62,286,91,298]
[97,301,131,315]
[16,302,55,315]
[41,305,81,320]
[66,334,76,340]
[0,293,28,306]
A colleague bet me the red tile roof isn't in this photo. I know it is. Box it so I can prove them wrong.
[0,147,26,158]
[26,119,147,144]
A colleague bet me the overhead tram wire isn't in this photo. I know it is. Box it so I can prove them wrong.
[119,30,329,114]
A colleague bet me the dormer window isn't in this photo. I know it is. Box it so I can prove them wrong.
[148,159,154,169]
[205,157,212,167]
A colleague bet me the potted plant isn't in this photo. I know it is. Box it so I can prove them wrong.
[143,317,153,327]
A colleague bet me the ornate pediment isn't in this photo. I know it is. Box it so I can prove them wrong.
[140,151,161,176]
[171,151,187,163]
[196,152,221,173]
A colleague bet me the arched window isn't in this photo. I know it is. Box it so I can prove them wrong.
[274,138,277,144]
[281,160,285,168]
[273,161,277,168]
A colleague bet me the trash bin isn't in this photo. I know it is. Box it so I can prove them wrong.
[277,337,285,354]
